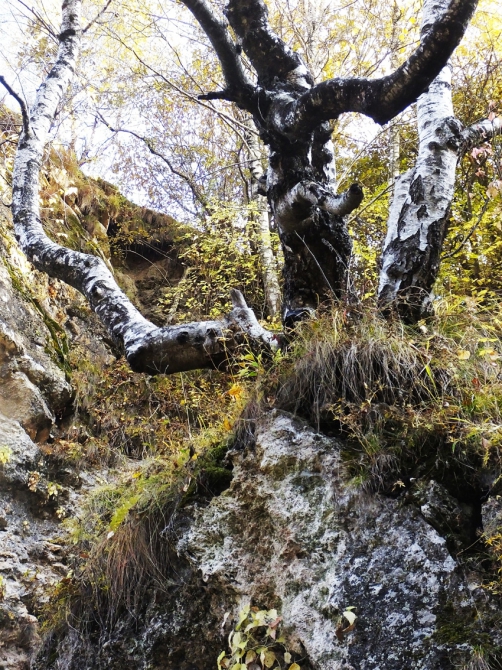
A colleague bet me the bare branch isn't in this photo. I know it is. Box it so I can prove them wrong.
[283,0,478,134]
[461,116,502,154]
[15,0,58,40]
[10,0,278,376]
[179,0,256,106]
[274,181,363,233]
[82,0,114,34]
[0,76,30,136]
[96,112,211,213]
[225,0,313,90]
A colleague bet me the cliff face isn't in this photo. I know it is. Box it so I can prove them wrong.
[0,200,83,670]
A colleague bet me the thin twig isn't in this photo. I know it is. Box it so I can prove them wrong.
[441,198,490,260]
[15,0,58,40]
[83,0,114,34]
[347,183,393,224]
[0,76,30,135]
[96,112,210,213]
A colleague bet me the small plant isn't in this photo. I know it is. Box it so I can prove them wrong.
[0,445,12,465]
[217,606,303,670]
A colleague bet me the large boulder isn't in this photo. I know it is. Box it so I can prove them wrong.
[185,411,484,670]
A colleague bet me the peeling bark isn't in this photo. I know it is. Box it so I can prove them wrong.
[378,0,499,322]
[8,0,277,376]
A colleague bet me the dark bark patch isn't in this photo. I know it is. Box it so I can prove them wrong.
[410,175,424,204]
[417,204,428,219]
[176,332,190,345]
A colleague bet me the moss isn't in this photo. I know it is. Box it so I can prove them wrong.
[3,258,71,376]
[190,441,233,497]
[434,603,502,664]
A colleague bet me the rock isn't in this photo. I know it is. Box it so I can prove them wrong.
[409,479,475,552]
[33,410,499,670]
[482,496,502,539]
[185,411,478,670]
[0,414,41,488]
[0,262,72,441]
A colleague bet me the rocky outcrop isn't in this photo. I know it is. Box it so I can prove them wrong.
[186,411,496,670]
[0,200,112,669]
[35,411,501,670]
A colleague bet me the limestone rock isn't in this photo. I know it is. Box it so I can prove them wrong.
[482,495,502,540]
[185,411,486,670]
[0,414,41,488]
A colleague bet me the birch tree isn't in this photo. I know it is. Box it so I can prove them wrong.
[2,0,500,375]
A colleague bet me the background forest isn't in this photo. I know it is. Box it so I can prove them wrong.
[1,1,502,669]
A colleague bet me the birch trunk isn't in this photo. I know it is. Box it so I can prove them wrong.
[245,128,282,319]
[378,0,501,322]
[8,0,277,376]
[378,0,462,321]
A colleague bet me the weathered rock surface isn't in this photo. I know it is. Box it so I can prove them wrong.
[34,411,500,670]
[185,411,486,670]
[0,202,112,669]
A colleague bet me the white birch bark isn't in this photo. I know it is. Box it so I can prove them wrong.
[9,0,277,375]
[378,0,462,319]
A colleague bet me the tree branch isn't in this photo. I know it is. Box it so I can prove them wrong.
[274,181,363,233]
[283,0,478,134]
[82,0,114,34]
[10,0,278,376]
[225,0,313,90]
[96,113,211,214]
[179,0,255,106]
[0,76,30,136]
[461,116,502,153]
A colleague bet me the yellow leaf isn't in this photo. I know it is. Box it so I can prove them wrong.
[343,610,357,626]
[228,384,244,399]
[289,664,301,670]
[457,349,471,360]
[245,650,257,663]
[264,651,276,668]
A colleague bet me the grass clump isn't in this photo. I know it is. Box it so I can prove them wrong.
[43,427,237,637]
[269,298,502,497]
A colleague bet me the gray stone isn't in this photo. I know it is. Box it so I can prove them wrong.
[185,411,481,670]
[482,496,502,539]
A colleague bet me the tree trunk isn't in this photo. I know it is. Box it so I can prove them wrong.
[245,127,282,319]
[378,0,501,322]
[4,0,482,376]
[6,0,277,376]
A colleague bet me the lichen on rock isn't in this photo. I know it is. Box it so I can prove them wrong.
[185,410,487,670]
